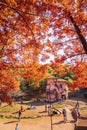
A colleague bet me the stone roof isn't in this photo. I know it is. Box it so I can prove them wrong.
[47,76,68,82]
[47,76,57,79]
[57,79,68,83]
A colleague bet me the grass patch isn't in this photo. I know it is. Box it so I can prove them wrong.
[0,105,19,113]
[53,103,64,109]
[0,103,28,113]
[23,109,40,117]
[80,107,87,110]
[0,115,4,119]
[0,103,42,119]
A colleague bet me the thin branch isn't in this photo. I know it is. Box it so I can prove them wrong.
[54,52,86,63]
[0,1,37,16]
[56,37,79,44]
[65,52,86,60]
[0,1,43,50]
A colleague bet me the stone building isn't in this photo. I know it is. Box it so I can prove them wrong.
[46,76,68,103]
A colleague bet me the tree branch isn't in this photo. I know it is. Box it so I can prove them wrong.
[0,1,43,50]
[0,1,37,16]
[68,12,87,54]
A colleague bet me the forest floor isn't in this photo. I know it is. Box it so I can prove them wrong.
[0,99,87,130]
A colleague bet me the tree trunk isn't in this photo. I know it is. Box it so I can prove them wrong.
[68,12,87,54]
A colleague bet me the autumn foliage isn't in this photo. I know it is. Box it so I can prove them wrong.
[0,0,87,101]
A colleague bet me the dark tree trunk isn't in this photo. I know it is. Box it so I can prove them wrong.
[68,12,87,54]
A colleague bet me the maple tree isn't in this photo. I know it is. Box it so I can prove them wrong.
[37,0,87,63]
[71,61,87,90]
[51,60,87,90]
[0,62,20,102]
[0,0,87,101]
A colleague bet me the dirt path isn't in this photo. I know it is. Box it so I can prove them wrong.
[0,115,75,130]
[0,99,86,130]
[0,104,75,130]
